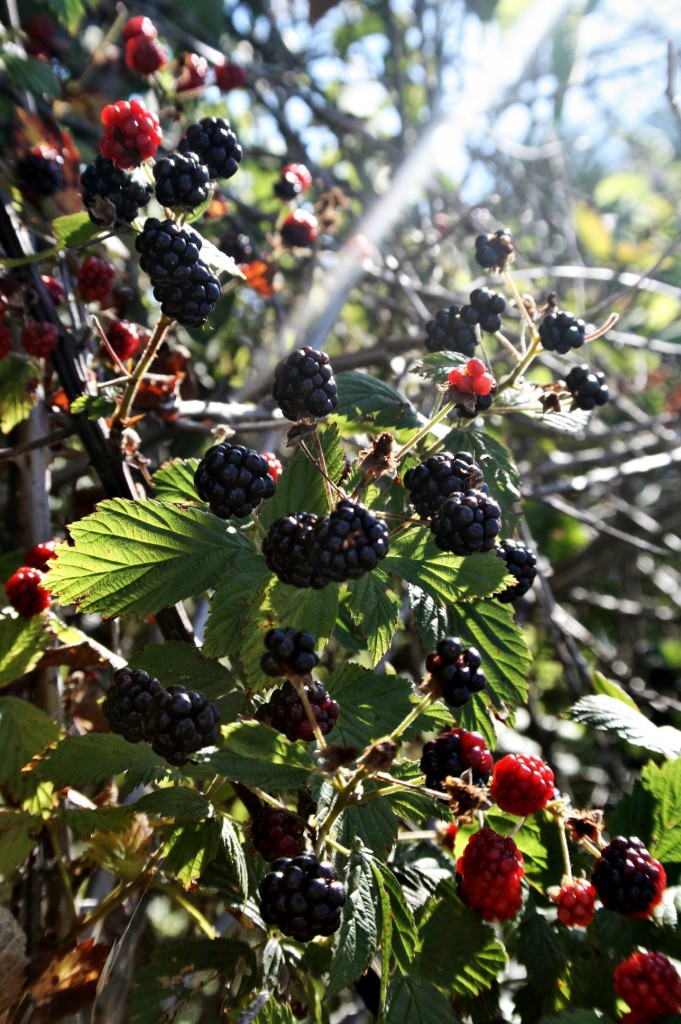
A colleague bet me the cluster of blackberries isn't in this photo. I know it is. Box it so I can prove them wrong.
[538,310,585,353]
[446,358,496,419]
[431,489,501,555]
[80,155,153,227]
[474,228,514,271]
[590,836,666,918]
[256,681,339,742]
[194,442,277,519]
[135,218,221,328]
[420,727,493,791]
[495,539,537,602]
[261,628,319,678]
[563,365,609,411]
[426,636,487,708]
[263,500,390,589]
[426,289,506,355]
[259,853,346,941]
[273,347,338,421]
[251,807,306,861]
[403,450,485,519]
[102,667,220,766]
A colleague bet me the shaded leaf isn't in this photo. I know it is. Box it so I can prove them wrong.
[202,551,270,659]
[324,663,418,750]
[0,697,62,801]
[347,569,401,665]
[220,817,249,897]
[0,811,41,877]
[1,53,61,98]
[45,0,98,32]
[512,899,567,992]
[258,424,346,528]
[370,860,419,974]
[32,732,171,790]
[0,611,52,687]
[0,356,37,433]
[329,849,378,993]
[385,975,454,1024]
[338,795,398,859]
[204,721,315,791]
[151,459,201,503]
[335,371,421,428]
[69,394,117,419]
[130,642,237,701]
[53,212,101,249]
[567,696,681,756]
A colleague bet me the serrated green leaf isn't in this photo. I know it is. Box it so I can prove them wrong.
[202,551,270,659]
[0,356,37,432]
[69,394,117,419]
[47,499,251,617]
[329,849,378,993]
[200,238,246,278]
[220,817,248,897]
[32,732,170,790]
[0,611,52,687]
[152,459,201,503]
[458,693,497,748]
[130,642,237,701]
[260,938,285,992]
[416,351,469,381]
[335,371,421,428]
[0,811,42,878]
[390,841,453,907]
[371,861,419,974]
[0,697,62,801]
[385,975,455,1024]
[371,861,392,1016]
[513,900,567,992]
[252,1001,297,1024]
[52,212,102,249]
[134,787,213,820]
[642,759,681,862]
[567,696,681,755]
[59,805,133,837]
[324,664,417,750]
[1,52,61,97]
[338,795,398,859]
[203,721,315,791]
[164,818,222,886]
[416,884,506,996]
[592,671,639,710]
[258,424,346,528]
[385,535,509,606]
[441,427,522,519]
[347,570,401,665]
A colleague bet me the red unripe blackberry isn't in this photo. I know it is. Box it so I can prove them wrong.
[312,500,390,584]
[251,807,306,861]
[538,310,585,354]
[24,541,58,572]
[5,566,51,617]
[591,837,666,918]
[21,320,59,358]
[273,346,338,421]
[420,727,493,791]
[457,827,524,922]
[80,155,153,227]
[256,681,339,742]
[555,879,596,928]
[564,364,609,411]
[494,539,537,602]
[274,163,313,200]
[125,34,168,75]
[102,667,166,744]
[259,853,347,941]
[78,256,115,304]
[17,147,65,197]
[262,452,282,482]
[474,228,514,271]
[150,684,221,765]
[430,488,501,555]
[215,60,247,91]
[425,305,478,356]
[426,636,487,708]
[285,164,313,191]
[614,951,681,1019]
[281,209,318,247]
[263,512,321,589]
[194,442,276,519]
[22,12,58,57]
[153,152,211,213]
[261,627,319,678]
[446,360,496,416]
[177,52,209,92]
[106,319,141,362]
[100,99,162,169]
[0,323,11,359]
[122,15,158,41]
[40,275,65,306]
[403,450,485,519]
[490,753,554,816]
[179,117,242,181]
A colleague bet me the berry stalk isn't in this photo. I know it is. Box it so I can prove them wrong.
[110,312,174,431]
[394,401,455,461]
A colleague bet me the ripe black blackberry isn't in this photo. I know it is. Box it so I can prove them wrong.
[80,155,152,227]
[18,148,65,196]
[153,152,211,212]
[420,727,493,790]
[255,681,339,742]
[150,684,221,766]
[425,306,478,356]
[259,853,347,941]
[494,539,537,602]
[219,231,254,264]
[403,451,485,519]
[263,512,321,589]
[273,347,338,421]
[194,442,276,519]
[261,627,319,678]
[563,365,609,411]
[539,310,586,354]
[251,807,306,861]
[274,171,302,201]
[426,637,487,708]
[467,287,506,333]
[178,117,242,181]
[102,667,166,744]
[474,228,514,271]
[312,500,390,583]
[591,836,666,918]
[153,259,221,328]
[430,489,501,555]
[135,218,203,283]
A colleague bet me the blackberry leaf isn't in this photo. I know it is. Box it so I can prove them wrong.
[0,697,62,802]
[152,458,201,503]
[335,370,421,428]
[567,695,681,756]
[259,423,346,527]
[329,847,378,993]
[370,861,419,975]
[130,642,238,703]
[164,819,222,886]
[0,613,51,687]
[337,794,399,860]
[204,721,315,790]
[386,975,458,1024]
[346,569,401,664]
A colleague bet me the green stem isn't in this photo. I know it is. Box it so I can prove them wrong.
[387,692,435,743]
[395,402,454,461]
[156,881,218,938]
[291,676,327,749]
[46,822,78,934]
[110,313,174,432]
[558,819,573,882]
[495,334,542,395]
[310,428,335,512]
[503,268,540,343]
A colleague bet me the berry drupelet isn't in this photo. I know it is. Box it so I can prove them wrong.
[122,15,158,41]
[538,310,586,354]
[261,627,319,678]
[5,566,51,617]
[457,828,524,922]
[99,99,162,170]
[474,228,514,271]
[273,347,338,421]
[563,364,609,411]
[251,807,306,861]
[179,117,242,181]
[125,33,168,75]
[555,879,596,928]
[420,727,493,791]
[281,209,319,247]
[614,951,681,1020]
[426,637,487,708]
[194,442,276,519]
[494,539,537,602]
[24,541,58,572]
[259,853,347,941]
[80,155,153,227]
[490,753,554,816]
[153,152,211,213]
[430,488,501,555]
[78,256,115,304]
[591,836,666,918]
[403,450,485,520]
[262,452,283,482]
[263,512,321,589]
[21,321,59,358]
[102,667,165,744]
[425,306,478,357]
[312,500,390,584]
[256,681,339,742]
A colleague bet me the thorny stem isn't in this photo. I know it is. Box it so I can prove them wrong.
[395,401,454,461]
[110,313,175,432]
[558,818,573,882]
